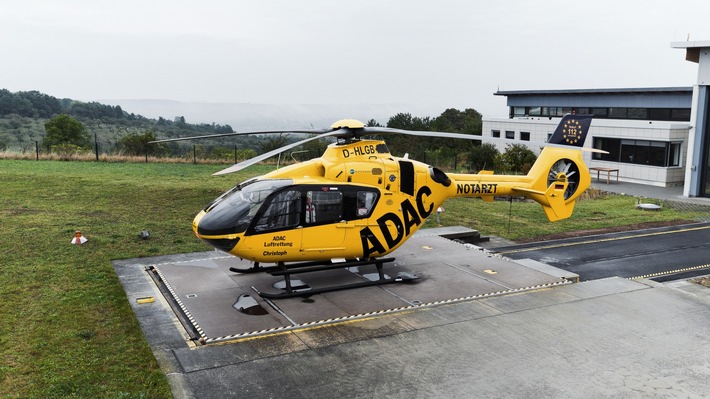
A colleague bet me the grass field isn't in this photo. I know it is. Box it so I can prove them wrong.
[0,160,267,399]
[1,159,705,398]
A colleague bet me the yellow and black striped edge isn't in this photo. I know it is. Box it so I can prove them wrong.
[628,263,710,281]
[150,265,207,341]
[201,279,572,345]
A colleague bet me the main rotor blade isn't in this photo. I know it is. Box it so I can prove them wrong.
[148,128,335,144]
[361,127,485,140]
[212,129,347,175]
[474,136,610,154]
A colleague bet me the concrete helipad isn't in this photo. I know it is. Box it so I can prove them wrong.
[123,227,574,344]
[113,226,710,399]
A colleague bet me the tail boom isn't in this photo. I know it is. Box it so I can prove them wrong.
[448,147,590,222]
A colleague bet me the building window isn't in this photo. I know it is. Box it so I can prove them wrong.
[609,108,628,119]
[649,141,667,166]
[520,131,530,141]
[492,130,500,138]
[592,108,608,118]
[671,109,691,121]
[508,106,691,122]
[627,108,647,119]
[618,139,634,163]
[668,142,681,166]
[649,108,671,120]
[505,131,515,139]
[593,137,681,167]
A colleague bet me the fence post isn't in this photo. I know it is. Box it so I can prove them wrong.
[94,133,99,161]
[35,141,39,161]
[193,145,197,164]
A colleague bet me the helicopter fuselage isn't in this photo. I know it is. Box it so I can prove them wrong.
[193,137,589,263]
[193,139,455,262]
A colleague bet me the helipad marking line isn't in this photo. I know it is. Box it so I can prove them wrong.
[150,255,233,268]
[202,279,572,344]
[253,286,299,325]
[628,263,710,281]
[497,225,710,255]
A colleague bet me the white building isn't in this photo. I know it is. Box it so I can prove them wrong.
[483,87,692,188]
[483,41,710,198]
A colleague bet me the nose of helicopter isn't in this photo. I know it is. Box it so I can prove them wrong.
[192,211,241,253]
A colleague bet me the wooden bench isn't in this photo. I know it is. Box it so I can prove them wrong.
[589,167,619,184]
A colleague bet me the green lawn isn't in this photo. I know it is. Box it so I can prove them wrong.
[0,160,266,398]
[0,159,704,398]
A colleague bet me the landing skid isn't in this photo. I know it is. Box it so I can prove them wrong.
[239,258,419,299]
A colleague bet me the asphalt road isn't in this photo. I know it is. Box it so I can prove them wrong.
[494,222,710,281]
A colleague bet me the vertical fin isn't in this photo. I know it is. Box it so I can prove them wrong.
[547,114,593,147]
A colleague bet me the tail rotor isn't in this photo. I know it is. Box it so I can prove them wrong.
[547,159,581,200]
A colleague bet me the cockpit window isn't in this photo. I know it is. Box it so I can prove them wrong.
[197,179,292,236]
[254,190,302,232]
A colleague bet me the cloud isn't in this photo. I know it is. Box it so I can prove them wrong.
[2,0,710,120]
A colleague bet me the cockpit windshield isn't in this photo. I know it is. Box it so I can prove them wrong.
[197,179,293,236]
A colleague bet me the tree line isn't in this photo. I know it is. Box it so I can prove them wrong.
[368,108,536,173]
[1,89,535,172]
[0,89,235,152]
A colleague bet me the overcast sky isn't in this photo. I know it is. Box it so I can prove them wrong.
[2,0,710,121]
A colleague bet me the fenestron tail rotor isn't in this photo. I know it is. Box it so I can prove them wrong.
[547,158,581,200]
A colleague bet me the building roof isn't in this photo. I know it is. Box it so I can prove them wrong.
[671,40,710,49]
[494,87,692,97]
[494,87,693,109]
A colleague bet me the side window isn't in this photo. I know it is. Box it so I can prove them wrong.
[254,190,301,232]
[305,191,342,224]
[356,191,377,217]
[342,189,379,220]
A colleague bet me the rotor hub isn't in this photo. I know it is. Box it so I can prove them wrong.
[330,119,365,129]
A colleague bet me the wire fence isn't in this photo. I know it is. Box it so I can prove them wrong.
[1,137,477,172]
[0,140,319,167]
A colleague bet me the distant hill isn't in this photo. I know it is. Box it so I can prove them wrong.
[98,99,442,130]
[0,89,237,153]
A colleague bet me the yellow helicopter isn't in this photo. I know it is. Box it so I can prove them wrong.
[152,114,594,298]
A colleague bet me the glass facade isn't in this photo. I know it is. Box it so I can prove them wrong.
[510,106,691,121]
[593,137,681,167]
